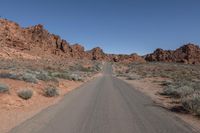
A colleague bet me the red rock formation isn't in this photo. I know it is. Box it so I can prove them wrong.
[87,47,108,60]
[0,18,147,63]
[145,44,200,64]
[111,53,146,63]
[0,19,147,63]
[4,18,200,64]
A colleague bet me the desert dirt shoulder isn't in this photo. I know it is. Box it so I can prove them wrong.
[118,77,200,132]
[0,73,101,133]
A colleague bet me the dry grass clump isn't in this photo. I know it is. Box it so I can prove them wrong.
[44,87,59,97]
[162,85,195,98]
[182,94,200,116]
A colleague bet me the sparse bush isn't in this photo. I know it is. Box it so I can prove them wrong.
[79,67,92,72]
[126,76,135,80]
[182,94,200,116]
[0,83,9,93]
[162,85,180,97]
[126,74,140,80]
[50,72,83,81]
[70,74,83,81]
[0,72,21,80]
[36,71,51,81]
[22,73,38,83]
[18,89,33,100]
[116,73,127,77]
[178,86,195,97]
[50,72,72,80]
[44,87,59,97]
[91,63,103,72]
[114,62,200,116]
[162,85,195,98]
[161,80,173,86]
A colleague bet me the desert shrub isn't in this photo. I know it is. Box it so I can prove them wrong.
[91,63,103,72]
[0,83,9,93]
[126,76,135,80]
[50,72,83,81]
[79,67,93,72]
[36,71,51,81]
[50,72,72,80]
[161,80,173,86]
[178,86,195,97]
[70,73,83,81]
[116,73,128,77]
[0,72,21,80]
[18,89,33,100]
[22,73,38,83]
[182,94,200,116]
[44,87,59,97]
[95,64,102,71]
[126,74,140,80]
[192,82,200,91]
[162,85,195,98]
[162,85,180,97]
[0,72,14,78]
[69,63,103,73]
[69,64,85,71]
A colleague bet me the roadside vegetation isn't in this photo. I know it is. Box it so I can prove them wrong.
[0,83,9,93]
[44,87,59,97]
[17,89,33,100]
[113,62,200,116]
[0,59,103,100]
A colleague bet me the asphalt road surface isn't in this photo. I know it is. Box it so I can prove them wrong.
[10,63,197,133]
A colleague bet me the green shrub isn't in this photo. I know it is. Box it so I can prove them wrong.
[44,87,59,97]
[18,89,33,100]
[79,67,92,72]
[50,72,72,80]
[22,73,38,83]
[0,83,9,93]
[36,71,51,81]
[70,74,83,81]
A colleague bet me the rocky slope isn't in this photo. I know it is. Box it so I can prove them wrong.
[1,18,200,64]
[111,53,145,63]
[0,18,144,63]
[145,44,200,64]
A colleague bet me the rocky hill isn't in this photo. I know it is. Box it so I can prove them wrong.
[0,18,144,63]
[1,18,200,64]
[145,44,200,64]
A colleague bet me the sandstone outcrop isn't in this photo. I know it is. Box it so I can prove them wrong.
[145,44,200,64]
[1,18,200,64]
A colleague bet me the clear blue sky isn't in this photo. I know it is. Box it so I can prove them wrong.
[1,0,200,55]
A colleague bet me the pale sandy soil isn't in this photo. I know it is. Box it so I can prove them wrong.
[120,77,200,132]
[0,73,100,133]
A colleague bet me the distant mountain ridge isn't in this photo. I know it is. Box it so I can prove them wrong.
[0,18,200,64]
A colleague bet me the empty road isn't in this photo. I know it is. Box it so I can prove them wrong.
[10,63,197,133]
